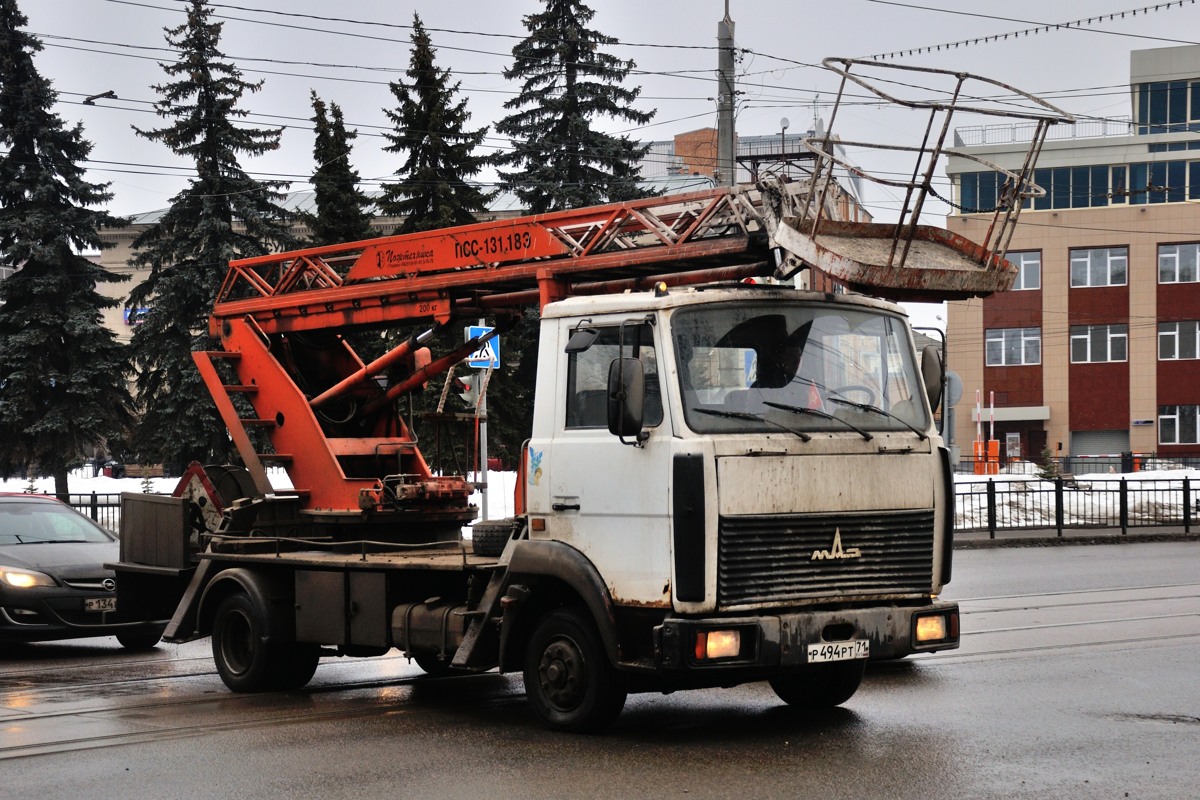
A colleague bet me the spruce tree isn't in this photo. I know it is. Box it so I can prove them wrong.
[491,3,656,465]
[377,13,493,234]
[127,0,295,471]
[0,0,134,497]
[305,92,373,247]
[496,0,654,214]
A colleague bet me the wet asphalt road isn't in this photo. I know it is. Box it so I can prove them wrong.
[1,541,1197,800]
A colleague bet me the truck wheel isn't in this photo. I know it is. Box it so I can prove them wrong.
[212,592,274,692]
[470,521,512,557]
[271,643,320,690]
[116,631,161,651]
[768,660,866,710]
[523,608,627,733]
[413,654,456,677]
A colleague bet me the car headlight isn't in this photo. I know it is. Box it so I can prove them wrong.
[0,566,57,589]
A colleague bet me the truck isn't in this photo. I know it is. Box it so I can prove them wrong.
[112,61,1072,731]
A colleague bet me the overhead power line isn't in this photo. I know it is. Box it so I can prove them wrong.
[107,0,737,52]
[864,0,1200,60]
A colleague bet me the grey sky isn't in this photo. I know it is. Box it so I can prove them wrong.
[18,0,1200,327]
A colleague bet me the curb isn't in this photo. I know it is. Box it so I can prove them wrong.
[954,531,1200,550]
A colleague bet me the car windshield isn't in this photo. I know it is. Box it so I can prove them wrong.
[0,501,114,544]
[673,302,930,436]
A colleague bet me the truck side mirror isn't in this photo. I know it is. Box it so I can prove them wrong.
[921,344,944,413]
[565,327,599,353]
[607,358,647,445]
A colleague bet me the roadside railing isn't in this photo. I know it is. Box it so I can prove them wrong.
[52,478,1200,539]
[951,454,1200,476]
[956,477,1197,537]
[57,492,125,532]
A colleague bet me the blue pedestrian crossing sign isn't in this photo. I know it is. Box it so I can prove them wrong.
[466,325,500,369]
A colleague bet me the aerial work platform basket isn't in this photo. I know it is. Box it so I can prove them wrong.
[760,58,1075,302]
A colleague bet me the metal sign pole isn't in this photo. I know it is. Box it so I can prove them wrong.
[478,318,488,521]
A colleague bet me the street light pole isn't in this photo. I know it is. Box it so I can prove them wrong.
[716,3,736,187]
[780,117,790,174]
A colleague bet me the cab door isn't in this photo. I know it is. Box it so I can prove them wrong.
[530,320,673,608]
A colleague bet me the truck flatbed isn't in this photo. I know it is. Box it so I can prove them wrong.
[200,541,501,572]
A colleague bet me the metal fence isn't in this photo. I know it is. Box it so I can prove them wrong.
[60,492,125,533]
[955,477,1198,537]
[954,117,1133,146]
[55,479,1200,539]
[952,455,1200,476]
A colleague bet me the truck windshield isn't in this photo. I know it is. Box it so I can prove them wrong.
[673,303,930,436]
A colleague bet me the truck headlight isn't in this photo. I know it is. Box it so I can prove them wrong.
[694,629,741,660]
[914,610,958,644]
[0,566,57,589]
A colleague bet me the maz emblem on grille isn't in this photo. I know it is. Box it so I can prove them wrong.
[811,528,862,561]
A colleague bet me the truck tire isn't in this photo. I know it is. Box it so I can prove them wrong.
[272,643,321,690]
[116,631,161,651]
[768,660,866,710]
[413,654,456,677]
[470,521,513,557]
[523,607,627,733]
[212,591,275,692]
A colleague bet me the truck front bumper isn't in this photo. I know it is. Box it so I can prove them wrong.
[656,601,959,671]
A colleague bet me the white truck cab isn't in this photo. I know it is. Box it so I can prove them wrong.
[520,285,956,700]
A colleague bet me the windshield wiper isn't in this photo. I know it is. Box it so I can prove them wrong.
[827,397,928,440]
[696,407,812,442]
[762,401,873,441]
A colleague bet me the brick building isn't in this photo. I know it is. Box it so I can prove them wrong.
[945,44,1200,465]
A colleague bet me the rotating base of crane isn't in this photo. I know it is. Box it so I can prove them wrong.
[170,463,262,542]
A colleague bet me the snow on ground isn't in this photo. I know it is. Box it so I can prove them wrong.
[0,466,518,535]
[7,461,1198,532]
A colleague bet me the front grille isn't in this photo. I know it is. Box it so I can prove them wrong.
[718,509,935,608]
[62,579,112,591]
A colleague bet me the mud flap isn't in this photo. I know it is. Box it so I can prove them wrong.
[162,558,217,642]
[450,567,508,670]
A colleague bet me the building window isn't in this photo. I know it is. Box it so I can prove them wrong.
[985,327,1041,366]
[1159,243,1200,283]
[1031,166,1113,210]
[1159,405,1200,445]
[1070,324,1128,363]
[1129,160,1190,204]
[1070,247,1127,288]
[1159,321,1200,360]
[0,264,15,306]
[1009,251,1040,290]
[1137,81,1199,135]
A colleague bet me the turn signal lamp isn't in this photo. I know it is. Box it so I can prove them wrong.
[694,629,741,660]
